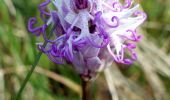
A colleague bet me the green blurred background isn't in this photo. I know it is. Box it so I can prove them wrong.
[0,0,170,100]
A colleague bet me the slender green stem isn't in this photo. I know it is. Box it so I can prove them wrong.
[15,52,43,100]
[15,25,55,100]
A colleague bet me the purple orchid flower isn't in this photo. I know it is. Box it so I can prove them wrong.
[28,0,146,78]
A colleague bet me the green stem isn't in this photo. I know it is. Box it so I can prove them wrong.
[15,52,43,100]
[15,25,55,100]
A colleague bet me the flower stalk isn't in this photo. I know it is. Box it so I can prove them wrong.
[82,78,91,100]
[15,52,43,100]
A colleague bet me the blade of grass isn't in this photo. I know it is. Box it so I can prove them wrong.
[15,25,55,100]
[0,70,4,100]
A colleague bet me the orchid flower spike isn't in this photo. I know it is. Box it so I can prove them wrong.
[28,0,146,79]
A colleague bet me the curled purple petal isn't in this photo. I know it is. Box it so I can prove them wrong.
[38,0,51,21]
[123,59,133,65]
[126,43,136,49]
[102,16,120,28]
[123,0,132,9]
[112,2,123,12]
[28,18,43,36]
[126,29,142,42]
[134,11,147,21]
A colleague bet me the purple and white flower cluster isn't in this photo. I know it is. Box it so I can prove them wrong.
[28,0,146,78]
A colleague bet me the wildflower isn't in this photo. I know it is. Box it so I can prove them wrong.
[28,0,146,78]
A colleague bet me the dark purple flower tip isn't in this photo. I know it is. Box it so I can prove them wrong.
[123,59,133,65]
[72,0,88,10]
[126,43,136,49]
[28,18,43,36]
